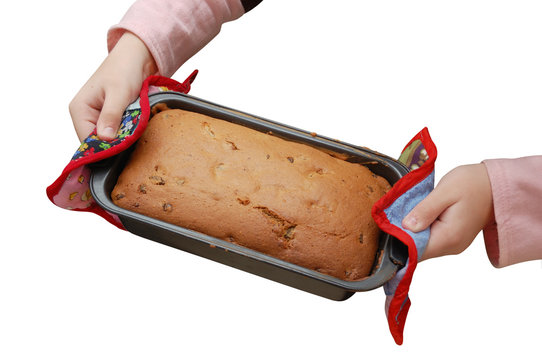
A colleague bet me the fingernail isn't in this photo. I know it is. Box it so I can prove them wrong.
[101,127,116,139]
[403,216,418,231]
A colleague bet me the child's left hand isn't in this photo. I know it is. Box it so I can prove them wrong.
[402,163,495,260]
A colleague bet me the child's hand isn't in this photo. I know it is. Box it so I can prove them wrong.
[402,164,495,261]
[69,32,157,142]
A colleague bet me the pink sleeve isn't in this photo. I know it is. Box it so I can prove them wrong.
[107,0,246,77]
[482,156,542,267]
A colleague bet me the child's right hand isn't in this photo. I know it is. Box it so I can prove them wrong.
[402,163,495,261]
[69,32,157,142]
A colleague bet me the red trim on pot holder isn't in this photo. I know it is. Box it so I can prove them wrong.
[372,127,437,345]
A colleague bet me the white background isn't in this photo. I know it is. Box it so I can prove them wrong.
[1,0,541,358]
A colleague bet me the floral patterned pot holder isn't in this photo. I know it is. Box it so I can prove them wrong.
[46,72,198,228]
[46,73,436,345]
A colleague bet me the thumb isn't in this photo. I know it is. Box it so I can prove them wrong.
[402,184,454,233]
[96,89,135,141]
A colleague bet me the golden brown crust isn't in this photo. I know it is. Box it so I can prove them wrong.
[112,109,390,280]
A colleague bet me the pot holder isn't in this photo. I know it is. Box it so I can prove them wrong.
[373,127,437,345]
[46,74,436,345]
[46,72,198,228]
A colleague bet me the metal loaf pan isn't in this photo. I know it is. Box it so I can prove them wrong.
[90,92,409,301]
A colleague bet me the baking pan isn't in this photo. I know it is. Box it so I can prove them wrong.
[90,91,409,301]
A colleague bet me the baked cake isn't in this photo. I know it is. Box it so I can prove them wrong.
[111,108,390,280]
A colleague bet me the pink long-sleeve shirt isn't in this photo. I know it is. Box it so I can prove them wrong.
[483,157,542,267]
[107,0,261,77]
[107,0,542,268]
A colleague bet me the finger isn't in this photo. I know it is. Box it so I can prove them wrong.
[69,96,101,142]
[419,218,451,261]
[402,183,455,233]
[96,88,135,141]
[420,201,481,261]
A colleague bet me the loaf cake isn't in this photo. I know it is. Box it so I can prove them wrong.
[111,108,390,280]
